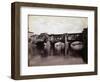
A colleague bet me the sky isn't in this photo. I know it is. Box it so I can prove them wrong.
[28,15,88,34]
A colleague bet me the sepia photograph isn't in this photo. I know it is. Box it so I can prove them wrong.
[28,15,88,66]
[11,2,97,79]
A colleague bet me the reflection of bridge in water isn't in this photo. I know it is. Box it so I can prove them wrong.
[28,45,86,66]
[28,54,85,67]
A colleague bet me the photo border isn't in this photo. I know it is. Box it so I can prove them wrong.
[11,2,97,80]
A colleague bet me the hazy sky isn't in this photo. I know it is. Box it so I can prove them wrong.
[28,15,88,34]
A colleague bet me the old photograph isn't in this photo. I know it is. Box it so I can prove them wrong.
[28,15,88,66]
[11,2,97,79]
